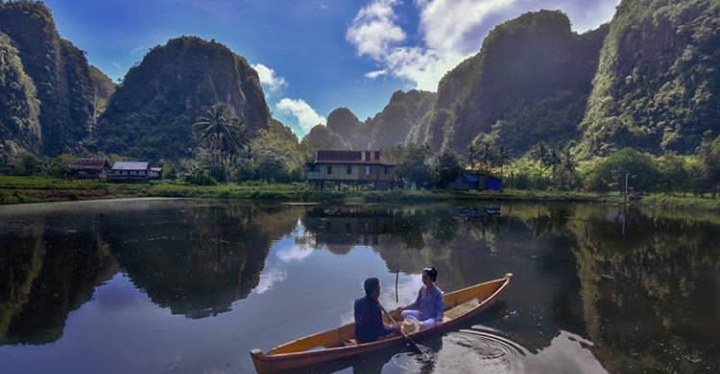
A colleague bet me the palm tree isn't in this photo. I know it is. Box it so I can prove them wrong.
[496,145,510,180]
[467,143,480,171]
[480,142,494,172]
[559,146,577,189]
[192,103,249,171]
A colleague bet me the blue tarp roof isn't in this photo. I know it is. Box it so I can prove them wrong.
[461,173,480,183]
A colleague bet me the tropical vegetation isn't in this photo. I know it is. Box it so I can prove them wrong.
[1,0,720,203]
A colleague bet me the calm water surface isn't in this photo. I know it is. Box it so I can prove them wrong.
[0,199,718,374]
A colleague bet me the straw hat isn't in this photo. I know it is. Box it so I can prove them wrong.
[401,318,421,335]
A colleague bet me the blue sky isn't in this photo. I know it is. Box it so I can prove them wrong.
[42,0,621,137]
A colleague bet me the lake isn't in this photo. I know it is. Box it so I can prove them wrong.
[0,199,718,374]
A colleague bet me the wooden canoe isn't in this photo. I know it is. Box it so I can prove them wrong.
[250,273,513,374]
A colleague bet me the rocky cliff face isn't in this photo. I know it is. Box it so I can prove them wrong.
[0,32,41,153]
[89,65,116,127]
[325,107,370,150]
[0,1,97,155]
[367,89,435,149]
[313,90,435,151]
[580,0,720,155]
[95,36,269,160]
[409,10,607,156]
[301,124,349,153]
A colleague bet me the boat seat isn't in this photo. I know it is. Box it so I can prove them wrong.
[443,298,480,322]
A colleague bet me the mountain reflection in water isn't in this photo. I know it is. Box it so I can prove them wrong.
[0,200,718,374]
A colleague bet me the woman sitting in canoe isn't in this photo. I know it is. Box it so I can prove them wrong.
[401,267,444,330]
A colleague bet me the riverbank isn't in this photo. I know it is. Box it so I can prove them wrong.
[1,176,718,212]
[638,193,720,213]
[0,176,619,205]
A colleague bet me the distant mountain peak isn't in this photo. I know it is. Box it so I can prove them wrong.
[94,35,269,160]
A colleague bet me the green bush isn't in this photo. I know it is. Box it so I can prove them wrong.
[699,134,720,189]
[432,150,462,188]
[5,152,42,176]
[184,169,216,186]
[585,148,659,193]
[395,145,433,188]
[505,159,552,190]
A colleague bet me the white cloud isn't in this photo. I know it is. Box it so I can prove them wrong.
[384,47,467,90]
[364,69,388,79]
[347,0,478,90]
[418,0,517,54]
[252,63,288,95]
[559,0,621,32]
[346,0,406,60]
[275,242,315,262]
[276,98,326,133]
[347,0,620,91]
[273,222,317,262]
[253,267,287,294]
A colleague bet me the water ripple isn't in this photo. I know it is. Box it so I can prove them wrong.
[384,326,528,374]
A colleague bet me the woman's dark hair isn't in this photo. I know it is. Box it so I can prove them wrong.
[423,267,438,282]
[364,277,380,296]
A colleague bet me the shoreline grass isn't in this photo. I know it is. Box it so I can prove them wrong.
[638,193,720,213]
[1,176,718,212]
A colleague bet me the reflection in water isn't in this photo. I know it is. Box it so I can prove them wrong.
[98,204,298,318]
[0,215,116,345]
[0,200,718,374]
[383,327,529,374]
[442,327,528,374]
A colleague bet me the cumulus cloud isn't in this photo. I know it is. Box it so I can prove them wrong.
[346,0,406,60]
[253,267,287,294]
[418,0,517,54]
[276,98,326,133]
[252,63,288,94]
[384,47,467,90]
[348,0,620,91]
[273,222,317,263]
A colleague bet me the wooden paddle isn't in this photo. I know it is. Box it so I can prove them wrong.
[378,304,431,359]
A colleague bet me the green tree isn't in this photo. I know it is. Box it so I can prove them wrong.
[250,120,304,182]
[556,146,579,190]
[395,145,433,189]
[44,153,74,178]
[7,152,41,176]
[192,103,249,179]
[466,143,480,171]
[657,154,691,194]
[470,133,496,172]
[532,142,560,177]
[433,150,462,188]
[586,148,659,193]
[699,135,720,190]
[495,145,510,180]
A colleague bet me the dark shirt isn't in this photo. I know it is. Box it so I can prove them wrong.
[354,296,395,343]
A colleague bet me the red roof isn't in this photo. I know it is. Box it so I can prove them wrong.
[71,158,109,170]
[315,150,382,163]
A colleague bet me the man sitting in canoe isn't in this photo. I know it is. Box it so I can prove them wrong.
[354,278,399,343]
[400,267,444,330]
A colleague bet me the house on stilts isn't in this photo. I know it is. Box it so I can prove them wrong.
[306,150,396,190]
